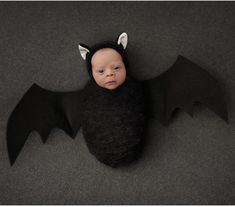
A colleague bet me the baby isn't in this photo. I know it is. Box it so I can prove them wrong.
[78,33,146,167]
[79,32,129,90]
[91,48,126,90]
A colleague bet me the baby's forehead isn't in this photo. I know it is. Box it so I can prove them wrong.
[91,48,123,66]
[92,48,122,58]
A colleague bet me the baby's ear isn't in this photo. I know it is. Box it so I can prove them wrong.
[78,44,90,60]
[117,32,128,49]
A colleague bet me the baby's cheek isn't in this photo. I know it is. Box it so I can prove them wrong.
[119,70,126,83]
[93,74,100,83]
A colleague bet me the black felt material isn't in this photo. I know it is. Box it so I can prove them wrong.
[144,55,228,125]
[7,84,83,165]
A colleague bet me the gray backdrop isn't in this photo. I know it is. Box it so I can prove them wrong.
[0,1,234,204]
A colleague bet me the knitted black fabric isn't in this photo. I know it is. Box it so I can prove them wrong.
[81,77,146,167]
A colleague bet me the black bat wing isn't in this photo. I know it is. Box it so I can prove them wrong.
[143,55,228,125]
[7,83,83,165]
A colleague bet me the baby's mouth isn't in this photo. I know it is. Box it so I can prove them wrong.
[105,80,117,86]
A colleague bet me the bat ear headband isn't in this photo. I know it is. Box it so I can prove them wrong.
[78,32,129,79]
[78,32,128,60]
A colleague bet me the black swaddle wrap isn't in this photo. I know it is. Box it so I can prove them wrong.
[81,77,146,167]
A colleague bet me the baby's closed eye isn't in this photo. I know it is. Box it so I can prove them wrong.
[97,69,104,74]
[113,66,121,70]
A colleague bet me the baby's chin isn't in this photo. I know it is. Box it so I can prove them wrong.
[101,81,121,90]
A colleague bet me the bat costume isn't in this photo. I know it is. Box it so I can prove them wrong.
[7,32,228,167]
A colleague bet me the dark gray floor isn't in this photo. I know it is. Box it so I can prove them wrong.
[0,2,234,204]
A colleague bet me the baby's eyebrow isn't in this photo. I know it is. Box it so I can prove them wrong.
[93,65,105,69]
[111,61,122,66]
[95,67,105,71]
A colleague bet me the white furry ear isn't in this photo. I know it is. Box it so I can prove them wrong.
[117,32,128,49]
[78,44,90,60]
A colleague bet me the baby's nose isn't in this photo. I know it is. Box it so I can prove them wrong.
[106,69,114,77]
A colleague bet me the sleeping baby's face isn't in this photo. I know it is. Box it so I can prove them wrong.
[91,48,126,90]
